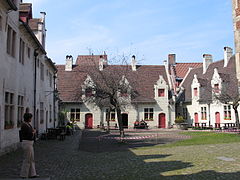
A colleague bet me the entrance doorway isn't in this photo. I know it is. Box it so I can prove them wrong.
[194,113,199,123]
[85,113,93,129]
[158,113,166,128]
[215,112,220,124]
[122,113,128,128]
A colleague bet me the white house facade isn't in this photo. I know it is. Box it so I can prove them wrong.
[57,55,175,129]
[0,0,57,155]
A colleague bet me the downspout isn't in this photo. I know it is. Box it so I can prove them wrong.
[34,49,38,129]
[53,72,57,128]
[208,103,211,127]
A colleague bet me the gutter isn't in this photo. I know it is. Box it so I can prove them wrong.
[19,18,46,54]
[6,0,17,11]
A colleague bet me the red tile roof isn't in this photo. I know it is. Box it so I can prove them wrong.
[75,55,107,66]
[175,63,202,79]
[181,57,238,102]
[56,63,168,103]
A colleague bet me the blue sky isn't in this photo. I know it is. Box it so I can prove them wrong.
[26,0,234,65]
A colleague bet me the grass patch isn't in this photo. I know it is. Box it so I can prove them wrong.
[162,132,240,148]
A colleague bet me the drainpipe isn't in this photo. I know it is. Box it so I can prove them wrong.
[208,103,211,127]
[34,49,38,129]
[53,72,57,128]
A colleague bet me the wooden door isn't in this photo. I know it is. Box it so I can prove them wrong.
[215,112,220,124]
[122,113,128,128]
[85,114,93,129]
[194,113,199,123]
[159,113,166,128]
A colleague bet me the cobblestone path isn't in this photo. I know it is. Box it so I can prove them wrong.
[0,129,239,180]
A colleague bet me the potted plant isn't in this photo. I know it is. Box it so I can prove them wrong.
[175,116,188,130]
[5,121,14,129]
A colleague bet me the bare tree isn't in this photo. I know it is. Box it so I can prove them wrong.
[81,55,139,139]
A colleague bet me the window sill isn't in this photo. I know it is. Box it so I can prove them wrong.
[4,125,14,130]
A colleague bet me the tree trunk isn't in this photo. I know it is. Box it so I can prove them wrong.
[233,106,240,129]
[116,107,124,140]
[106,109,110,133]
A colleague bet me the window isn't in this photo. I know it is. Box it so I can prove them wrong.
[0,15,2,31]
[201,107,207,120]
[85,88,93,97]
[70,108,80,121]
[37,59,40,68]
[40,63,44,81]
[6,25,16,57]
[4,92,14,129]
[214,84,219,93]
[144,108,154,121]
[19,38,25,64]
[120,89,128,97]
[17,95,24,127]
[194,88,198,96]
[27,47,31,58]
[224,105,231,120]
[46,69,49,77]
[49,105,52,122]
[40,102,44,124]
[158,89,165,97]
[110,110,116,121]
[49,73,52,87]
[183,108,188,119]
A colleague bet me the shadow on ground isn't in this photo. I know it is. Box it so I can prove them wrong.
[0,130,240,179]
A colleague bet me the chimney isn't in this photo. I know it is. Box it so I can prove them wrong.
[40,12,46,23]
[223,47,233,67]
[131,55,136,71]
[163,60,167,66]
[168,54,176,66]
[99,55,105,71]
[203,54,212,74]
[65,55,73,71]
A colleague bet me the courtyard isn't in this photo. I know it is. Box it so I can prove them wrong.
[0,129,240,180]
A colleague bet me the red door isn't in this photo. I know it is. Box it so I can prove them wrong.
[85,114,93,129]
[215,112,220,124]
[194,113,199,123]
[159,113,166,128]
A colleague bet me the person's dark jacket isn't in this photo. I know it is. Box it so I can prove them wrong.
[21,122,35,141]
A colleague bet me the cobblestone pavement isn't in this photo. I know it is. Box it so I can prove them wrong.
[0,129,240,180]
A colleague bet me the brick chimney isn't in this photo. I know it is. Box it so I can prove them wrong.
[168,54,176,66]
[224,47,233,67]
[99,55,107,71]
[203,54,212,74]
[131,55,137,71]
[65,55,73,71]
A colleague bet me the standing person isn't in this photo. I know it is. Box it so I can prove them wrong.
[20,113,39,178]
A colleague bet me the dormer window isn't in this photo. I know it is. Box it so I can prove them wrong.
[158,89,165,97]
[85,88,93,97]
[194,88,198,96]
[120,89,128,97]
[214,84,219,93]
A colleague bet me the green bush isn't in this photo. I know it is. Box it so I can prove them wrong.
[175,116,185,123]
